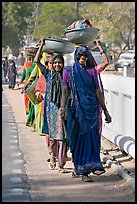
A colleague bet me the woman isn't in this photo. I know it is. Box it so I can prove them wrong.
[22,53,47,130]
[34,38,68,172]
[7,60,17,89]
[60,45,112,182]
[22,60,37,127]
[2,57,9,82]
[17,55,34,115]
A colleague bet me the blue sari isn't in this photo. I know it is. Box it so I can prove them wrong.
[66,46,105,175]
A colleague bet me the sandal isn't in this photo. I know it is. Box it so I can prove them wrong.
[58,168,69,173]
[82,175,93,182]
[93,170,105,176]
[72,171,80,178]
[49,162,56,170]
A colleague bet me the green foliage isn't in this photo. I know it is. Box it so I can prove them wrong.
[32,2,82,40]
[2,2,34,55]
[82,2,135,56]
[2,2,135,58]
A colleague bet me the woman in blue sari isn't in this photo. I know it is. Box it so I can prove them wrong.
[60,46,112,182]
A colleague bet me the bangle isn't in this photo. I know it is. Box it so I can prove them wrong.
[104,109,109,113]
[100,51,105,55]
[60,107,65,110]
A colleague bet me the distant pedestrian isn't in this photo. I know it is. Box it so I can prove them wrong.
[7,60,17,89]
[2,56,9,82]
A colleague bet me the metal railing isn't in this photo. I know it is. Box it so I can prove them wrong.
[101,73,135,159]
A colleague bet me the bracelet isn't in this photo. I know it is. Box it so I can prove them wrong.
[100,51,105,55]
[104,109,109,114]
[60,107,65,110]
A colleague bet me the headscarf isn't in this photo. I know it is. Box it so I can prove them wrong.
[51,53,64,108]
[74,45,97,68]
[75,46,104,94]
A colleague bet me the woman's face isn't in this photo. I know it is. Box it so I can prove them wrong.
[53,57,63,72]
[46,55,52,70]
[47,60,52,70]
[77,52,87,67]
[47,58,52,70]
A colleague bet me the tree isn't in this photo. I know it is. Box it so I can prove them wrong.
[2,2,34,56]
[32,2,83,41]
[82,2,135,59]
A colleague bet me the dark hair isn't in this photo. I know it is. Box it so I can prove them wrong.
[51,53,64,77]
[82,19,92,27]
[75,46,95,68]
[76,52,87,61]
[51,53,64,67]
[9,60,15,66]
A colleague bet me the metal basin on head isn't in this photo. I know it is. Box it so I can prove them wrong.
[25,46,39,56]
[64,27,99,49]
[42,37,75,54]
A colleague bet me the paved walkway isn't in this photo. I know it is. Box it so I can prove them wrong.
[2,79,135,202]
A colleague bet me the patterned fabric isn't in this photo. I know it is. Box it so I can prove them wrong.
[42,69,67,140]
[41,54,68,168]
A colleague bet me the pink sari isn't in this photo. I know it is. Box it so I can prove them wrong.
[34,75,46,135]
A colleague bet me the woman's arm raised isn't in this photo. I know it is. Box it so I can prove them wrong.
[34,38,45,71]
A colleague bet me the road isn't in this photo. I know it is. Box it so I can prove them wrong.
[2,75,135,202]
[2,93,31,202]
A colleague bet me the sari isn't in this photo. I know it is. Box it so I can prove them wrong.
[34,74,46,135]
[42,54,68,169]
[25,56,46,129]
[42,63,67,140]
[63,46,105,175]
[25,61,37,126]
[22,61,33,114]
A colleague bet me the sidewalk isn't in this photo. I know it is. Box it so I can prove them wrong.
[2,79,135,202]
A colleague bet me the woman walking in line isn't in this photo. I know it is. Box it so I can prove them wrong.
[60,45,112,181]
[34,38,68,173]
[17,54,34,115]
[21,59,37,127]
